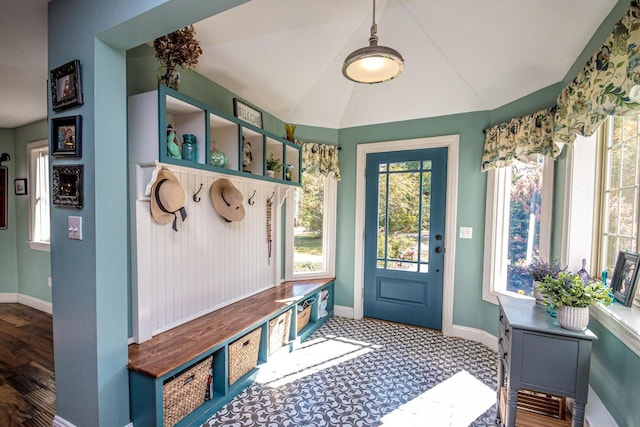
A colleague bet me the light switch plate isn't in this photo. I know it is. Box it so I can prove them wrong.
[459,226,473,239]
[68,216,82,240]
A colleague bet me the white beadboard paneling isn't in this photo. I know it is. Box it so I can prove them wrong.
[132,164,288,342]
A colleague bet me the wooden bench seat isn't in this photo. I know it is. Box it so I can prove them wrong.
[128,278,334,378]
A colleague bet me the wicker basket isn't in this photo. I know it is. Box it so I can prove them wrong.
[269,310,291,355]
[296,304,312,333]
[163,355,212,427]
[228,327,262,385]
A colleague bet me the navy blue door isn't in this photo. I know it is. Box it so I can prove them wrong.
[364,148,447,329]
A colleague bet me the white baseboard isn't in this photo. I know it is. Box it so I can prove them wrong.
[451,324,498,351]
[0,293,18,303]
[334,305,354,318]
[0,292,52,314]
[17,293,52,314]
[567,386,619,427]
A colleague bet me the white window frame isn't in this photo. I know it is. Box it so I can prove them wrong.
[566,119,640,358]
[284,174,337,280]
[482,156,554,304]
[27,140,50,252]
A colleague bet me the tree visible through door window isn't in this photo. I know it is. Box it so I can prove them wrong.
[377,160,431,272]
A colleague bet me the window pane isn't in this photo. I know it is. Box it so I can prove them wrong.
[293,173,324,273]
[387,261,418,272]
[420,171,431,263]
[377,174,387,261]
[389,161,420,172]
[422,160,432,170]
[622,114,638,140]
[622,140,638,187]
[506,158,543,295]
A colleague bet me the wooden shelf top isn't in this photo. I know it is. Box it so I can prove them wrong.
[128,278,334,378]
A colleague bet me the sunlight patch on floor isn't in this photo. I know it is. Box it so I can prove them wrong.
[256,335,379,388]
[380,370,495,427]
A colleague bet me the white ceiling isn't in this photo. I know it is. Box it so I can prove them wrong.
[1,0,618,129]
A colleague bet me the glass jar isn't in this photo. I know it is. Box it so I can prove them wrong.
[209,141,228,168]
[182,134,197,162]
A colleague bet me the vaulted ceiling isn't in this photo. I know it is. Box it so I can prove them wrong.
[1,0,618,129]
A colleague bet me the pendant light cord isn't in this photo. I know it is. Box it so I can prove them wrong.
[369,0,378,44]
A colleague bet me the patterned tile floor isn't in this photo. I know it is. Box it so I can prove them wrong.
[205,317,498,427]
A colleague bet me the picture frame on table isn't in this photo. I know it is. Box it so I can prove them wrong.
[52,165,83,209]
[51,115,82,157]
[611,250,640,307]
[14,178,27,195]
[50,59,83,112]
[233,98,263,129]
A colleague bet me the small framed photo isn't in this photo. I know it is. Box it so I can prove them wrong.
[50,59,83,112]
[611,250,640,307]
[51,115,82,157]
[14,178,27,195]
[53,165,83,209]
[233,98,263,129]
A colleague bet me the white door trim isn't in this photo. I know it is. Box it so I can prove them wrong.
[353,135,459,336]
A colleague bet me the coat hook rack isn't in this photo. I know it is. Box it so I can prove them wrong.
[267,192,275,202]
[248,189,257,205]
[192,183,203,202]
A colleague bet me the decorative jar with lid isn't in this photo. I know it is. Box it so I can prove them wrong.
[182,134,197,162]
[209,141,228,168]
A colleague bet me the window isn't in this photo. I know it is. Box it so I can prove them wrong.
[596,115,640,297]
[27,140,50,251]
[285,171,337,279]
[483,155,554,302]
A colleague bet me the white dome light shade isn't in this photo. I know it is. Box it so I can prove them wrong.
[343,44,404,84]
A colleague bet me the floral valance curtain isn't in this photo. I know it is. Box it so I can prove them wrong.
[298,141,342,181]
[554,0,640,144]
[481,106,560,172]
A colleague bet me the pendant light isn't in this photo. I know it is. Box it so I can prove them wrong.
[343,0,404,84]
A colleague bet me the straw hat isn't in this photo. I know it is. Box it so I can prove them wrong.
[150,169,187,231]
[210,178,245,222]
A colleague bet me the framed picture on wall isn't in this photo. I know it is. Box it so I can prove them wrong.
[50,59,83,112]
[14,178,27,195]
[53,164,83,208]
[0,167,6,229]
[611,250,640,307]
[51,115,82,157]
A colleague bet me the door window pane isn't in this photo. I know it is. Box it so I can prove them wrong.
[377,161,432,271]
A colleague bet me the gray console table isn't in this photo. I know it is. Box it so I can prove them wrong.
[497,295,597,427]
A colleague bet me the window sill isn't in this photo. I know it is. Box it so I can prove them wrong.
[27,241,50,252]
[590,302,640,357]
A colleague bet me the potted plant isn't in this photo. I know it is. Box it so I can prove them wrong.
[527,257,566,304]
[266,154,283,177]
[538,272,613,331]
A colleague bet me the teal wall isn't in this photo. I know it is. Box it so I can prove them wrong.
[0,122,51,302]
[589,318,640,427]
[0,128,18,294]
[14,121,51,303]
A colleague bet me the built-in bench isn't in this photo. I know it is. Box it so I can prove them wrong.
[128,278,335,427]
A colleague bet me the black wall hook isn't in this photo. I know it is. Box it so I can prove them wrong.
[248,190,257,205]
[192,183,203,202]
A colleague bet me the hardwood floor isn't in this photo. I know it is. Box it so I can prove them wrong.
[0,303,55,426]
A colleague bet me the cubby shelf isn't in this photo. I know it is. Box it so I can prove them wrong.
[128,279,335,427]
[128,85,301,186]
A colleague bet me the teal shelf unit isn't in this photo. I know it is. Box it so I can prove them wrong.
[128,280,335,427]
[156,85,302,186]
